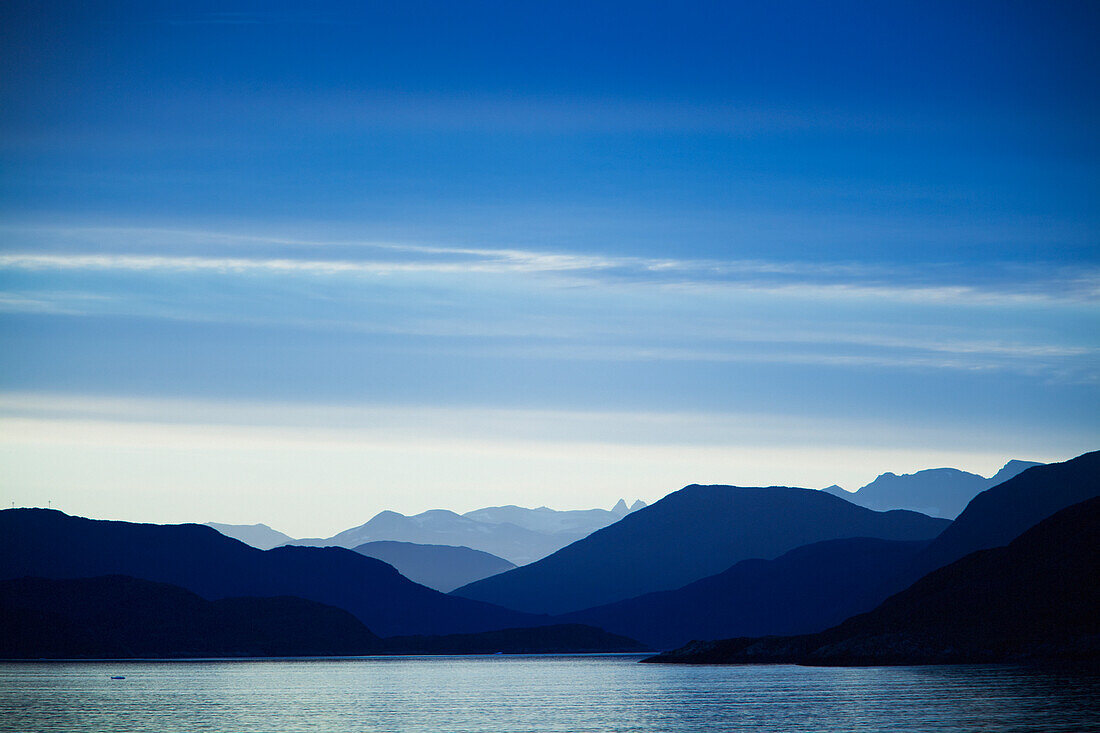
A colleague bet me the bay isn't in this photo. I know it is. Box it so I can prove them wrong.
[2,655,1099,733]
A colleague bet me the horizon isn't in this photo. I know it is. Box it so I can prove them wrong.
[2,453,1051,538]
[1,1,1097,538]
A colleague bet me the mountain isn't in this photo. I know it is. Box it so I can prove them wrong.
[563,537,928,650]
[452,485,949,615]
[908,451,1098,578]
[352,541,515,592]
[291,499,646,566]
[0,509,548,637]
[645,495,1100,666]
[585,452,1097,650]
[462,498,645,536]
[0,575,382,658]
[204,522,294,550]
[289,510,567,566]
[824,459,1043,518]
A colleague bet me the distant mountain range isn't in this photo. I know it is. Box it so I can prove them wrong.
[210,499,646,566]
[5,452,1095,662]
[646,492,1100,666]
[351,541,516,592]
[452,486,949,615]
[823,459,1042,518]
[203,522,294,551]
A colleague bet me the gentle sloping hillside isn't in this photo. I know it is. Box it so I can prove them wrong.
[564,537,927,650]
[0,575,382,658]
[646,495,1100,666]
[0,509,547,637]
[824,459,1042,518]
[352,541,515,592]
[0,575,645,658]
[204,522,294,550]
[452,486,949,615]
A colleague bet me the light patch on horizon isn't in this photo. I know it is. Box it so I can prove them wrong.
[0,392,1081,537]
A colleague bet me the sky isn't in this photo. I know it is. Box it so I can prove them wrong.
[0,1,1097,536]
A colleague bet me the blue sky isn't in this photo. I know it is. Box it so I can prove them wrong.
[0,1,1097,535]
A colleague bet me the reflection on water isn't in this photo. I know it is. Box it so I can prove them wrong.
[1,655,1098,733]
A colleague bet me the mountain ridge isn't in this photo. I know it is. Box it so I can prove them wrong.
[824,459,1042,518]
[645,494,1100,666]
[0,508,548,637]
[452,485,949,615]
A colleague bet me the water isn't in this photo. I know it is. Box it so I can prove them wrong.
[2,655,1099,732]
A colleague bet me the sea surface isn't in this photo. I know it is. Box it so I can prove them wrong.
[2,655,1099,733]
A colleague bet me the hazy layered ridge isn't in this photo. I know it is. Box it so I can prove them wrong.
[823,459,1042,518]
[453,487,948,615]
[203,522,294,551]
[285,499,644,565]
[350,541,515,593]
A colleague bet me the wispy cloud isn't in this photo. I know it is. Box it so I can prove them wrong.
[2,225,1097,305]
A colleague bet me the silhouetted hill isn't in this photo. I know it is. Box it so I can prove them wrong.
[352,541,515,592]
[825,460,1042,518]
[452,486,949,615]
[0,509,547,637]
[0,575,382,658]
[605,452,1098,650]
[383,624,649,655]
[205,522,294,550]
[0,575,647,658]
[564,537,928,650]
[646,495,1100,666]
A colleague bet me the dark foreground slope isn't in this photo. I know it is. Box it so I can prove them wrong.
[564,537,927,650]
[646,496,1100,666]
[0,575,382,658]
[0,576,645,658]
[0,509,545,637]
[352,541,515,593]
[598,451,1100,651]
[453,486,948,615]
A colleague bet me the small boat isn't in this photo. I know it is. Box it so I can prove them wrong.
[110,676,125,680]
